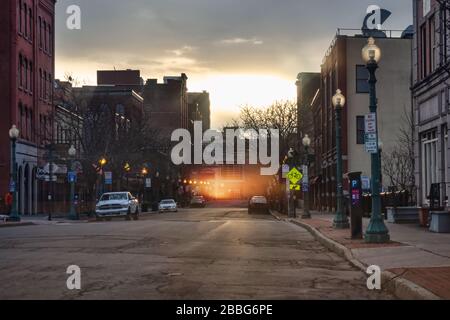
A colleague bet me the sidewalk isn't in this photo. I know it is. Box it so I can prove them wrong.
[271,210,450,300]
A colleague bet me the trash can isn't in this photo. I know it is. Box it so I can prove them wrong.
[430,211,450,233]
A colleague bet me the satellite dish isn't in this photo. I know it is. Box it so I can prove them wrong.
[362,8,392,38]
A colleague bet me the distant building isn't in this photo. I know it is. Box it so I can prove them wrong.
[0,0,56,215]
[311,30,412,212]
[412,0,450,207]
[142,74,189,139]
[97,69,143,88]
[296,73,320,144]
[188,91,211,133]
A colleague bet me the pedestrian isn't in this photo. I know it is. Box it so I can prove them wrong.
[5,192,13,215]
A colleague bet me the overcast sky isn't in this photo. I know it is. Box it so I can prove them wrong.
[55,0,413,128]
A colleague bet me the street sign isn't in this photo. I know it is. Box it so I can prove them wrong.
[145,178,151,188]
[105,171,113,185]
[68,171,77,183]
[302,183,309,192]
[364,113,377,134]
[282,164,290,178]
[364,113,378,154]
[9,180,16,192]
[287,167,303,185]
[36,168,46,180]
[290,184,301,191]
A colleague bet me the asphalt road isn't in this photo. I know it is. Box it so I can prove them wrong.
[0,205,395,300]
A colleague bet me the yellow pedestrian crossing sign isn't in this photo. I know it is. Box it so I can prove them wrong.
[290,184,301,191]
[287,167,303,185]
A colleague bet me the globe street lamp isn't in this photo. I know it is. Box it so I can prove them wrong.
[332,90,349,229]
[8,125,20,222]
[68,145,78,220]
[362,37,390,243]
[302,134,311,219]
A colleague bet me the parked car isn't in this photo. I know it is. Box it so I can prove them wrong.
[159,199,178,213]
[95,192,140,221]
[248,196,269,214]
[190,195,207,208]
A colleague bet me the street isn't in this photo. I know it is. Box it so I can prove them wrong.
[0,204,395,300]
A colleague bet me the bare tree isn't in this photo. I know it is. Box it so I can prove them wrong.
[228,101,298,157]
[382,105,416,204]
[54,75,162,195]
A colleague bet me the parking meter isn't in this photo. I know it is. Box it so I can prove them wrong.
[347,172,363,239]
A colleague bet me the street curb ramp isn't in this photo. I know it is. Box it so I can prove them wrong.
[270,210,441,300]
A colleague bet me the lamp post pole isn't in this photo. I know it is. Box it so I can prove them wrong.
[9,125,20,222]
[302,135,311,219]
[68,145,77,220]
[362,37,390,243]
[332,90,349,229]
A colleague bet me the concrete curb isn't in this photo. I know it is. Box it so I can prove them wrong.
[0,222,35,228]
[270,210,441,300]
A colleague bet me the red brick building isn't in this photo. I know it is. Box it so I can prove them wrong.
[0,0,56,215]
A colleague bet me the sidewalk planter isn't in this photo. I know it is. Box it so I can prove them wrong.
[429,211,450,233]
[387,207,420,224]
[419,207,430,227]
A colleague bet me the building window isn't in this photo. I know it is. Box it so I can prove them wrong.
[43,71,47,100]
[48,25,52,55]
[24,58,28,90]
[18,0,23,34]
[48,73,52,102]
[24,3,27,38]
[39,17,42,48]
[356,116,365,145]
[18,54,23,88]
[29,8,33,41]
[422,130,439,204]
[356,65,369,93]
[423,0,431,17]
[29,61,33,93]
[18,103,23,137]
[43,21,47,52]
[421,24,427,79]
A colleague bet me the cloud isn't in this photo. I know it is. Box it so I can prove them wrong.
[166,45,196,56]
[217,38,264,46]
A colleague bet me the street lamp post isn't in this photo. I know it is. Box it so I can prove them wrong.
[8,125,20,222]
[302,134,311,219]
[332,90,349,229]
[287,148,296,218]
[68,145,78,220]
[362,37,390,243]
